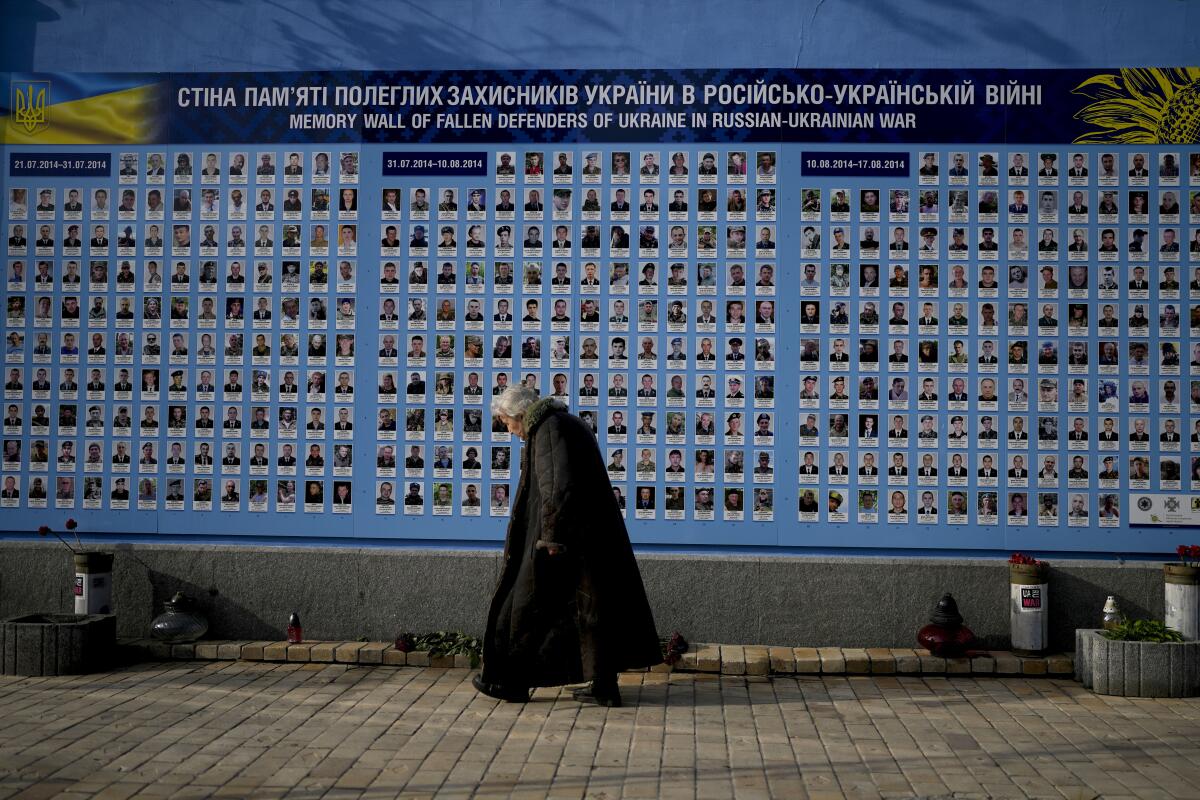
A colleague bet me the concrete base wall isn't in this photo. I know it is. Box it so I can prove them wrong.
[0,543,1167,651]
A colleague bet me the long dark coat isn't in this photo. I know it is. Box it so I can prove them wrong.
[482,398,661,687]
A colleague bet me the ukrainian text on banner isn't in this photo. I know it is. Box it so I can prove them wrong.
[4,68,1200,145]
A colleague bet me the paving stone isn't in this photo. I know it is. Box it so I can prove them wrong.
[917,650,945,673]
[719,645,746,675]
[842,648,870,673]
[890,648,921,674]
[145,640,174,660]
[970,653,995,674]
[866,647,895,674]
[98,635,1093,684]
[309,641,341,662]
[946,657,971,674]
[286,643,314,662]
[793,647,821,673]
[262,642,289,662]
[743,646,770,675]
[768,646,795,674]
[817,647,845,673]
[193,641,223,660]
[2,665,1199,799]
[239,641,273,661]
[406,650,431,667]
[990,650,1021,675]
[695,644,721,673]
[216,642,247,660]
[334,642,366,663]
[1021,656,1048,675]
[1046,653,1074,675]
[357,642,388,664]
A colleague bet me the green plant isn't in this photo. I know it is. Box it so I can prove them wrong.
[413,631,483,668]
[1101,618,1185,643]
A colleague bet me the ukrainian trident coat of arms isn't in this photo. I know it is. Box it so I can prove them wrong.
[12,81,50,134]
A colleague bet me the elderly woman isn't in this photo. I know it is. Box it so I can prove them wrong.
[475,385,660,707]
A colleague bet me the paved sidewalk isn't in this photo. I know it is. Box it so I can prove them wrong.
[1,662,1199,799]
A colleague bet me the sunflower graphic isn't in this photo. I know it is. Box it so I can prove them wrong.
[1072,67,1200,143]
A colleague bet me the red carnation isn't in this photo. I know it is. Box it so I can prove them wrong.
[35,523,79,553]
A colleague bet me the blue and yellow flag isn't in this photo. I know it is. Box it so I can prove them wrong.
[1,72,166,144]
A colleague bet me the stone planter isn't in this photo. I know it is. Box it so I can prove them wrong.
[1,613,116,676]
[1076,629,1200,697]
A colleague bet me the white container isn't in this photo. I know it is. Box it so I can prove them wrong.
[1010,564,1048,655]
[74,552,113,615]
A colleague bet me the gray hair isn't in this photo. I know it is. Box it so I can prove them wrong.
[491,384,538,419]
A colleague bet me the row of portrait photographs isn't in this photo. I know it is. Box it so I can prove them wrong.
[0,226,785,264]
[9,187,801,231]
[2,399,1184,466]
[17,180,1200,228]
[0,474,505,516]
[6,221,363,258]
[12,185,793,222]
[820,489,1123,527]
[1,334,780,372]
[799,226,1200,262]
[2,423,1186,480]
[798,443,1181,481]
[5,258,789,300]
[96,148,777,183]
[54,149,1200,190]
[802,188,1200,225]
[12,220,1200,263]
[0,465,774,521]
[912,151,1196,186]
[11,254,1200,303]
[806,262,1200,298]
[8,287,1200,336]
[495,150,779,186]
[0,466,1127,528]
[3,367,1198,435]
[4,329,1194,388]
[105,151,358,184]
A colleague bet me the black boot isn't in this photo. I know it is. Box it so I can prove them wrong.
[573,676,621,707]
[472,674,530,703]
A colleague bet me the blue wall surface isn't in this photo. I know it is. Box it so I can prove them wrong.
[3,1,1199,557]
[2,0,1198,74]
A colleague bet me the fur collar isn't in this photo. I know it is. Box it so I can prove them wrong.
[523,397,566,436]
